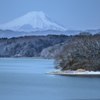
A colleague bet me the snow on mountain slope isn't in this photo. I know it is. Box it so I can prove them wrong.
[0,11,67,32]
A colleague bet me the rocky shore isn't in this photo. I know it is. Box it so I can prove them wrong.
[46,70,100,76]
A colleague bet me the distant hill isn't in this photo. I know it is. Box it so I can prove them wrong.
[0,35,72,57]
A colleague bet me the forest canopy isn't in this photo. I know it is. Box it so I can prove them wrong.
[54,34,100,71]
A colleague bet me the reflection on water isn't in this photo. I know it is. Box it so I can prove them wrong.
[0,58,100,100]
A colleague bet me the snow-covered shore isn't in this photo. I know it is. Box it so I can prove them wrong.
[46,70,100,76]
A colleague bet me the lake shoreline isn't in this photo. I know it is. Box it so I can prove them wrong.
[46,70,100,76]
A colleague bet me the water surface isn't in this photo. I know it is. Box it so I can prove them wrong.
[0,58,100,100]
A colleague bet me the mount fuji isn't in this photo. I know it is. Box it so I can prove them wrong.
[0,11,67,32]
[0,11,99,38]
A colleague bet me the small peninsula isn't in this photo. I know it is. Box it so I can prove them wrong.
[46,33,100,75]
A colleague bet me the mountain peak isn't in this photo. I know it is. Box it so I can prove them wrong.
[28,11,45,15]
[0,11,67,32]
[26,11,45,18]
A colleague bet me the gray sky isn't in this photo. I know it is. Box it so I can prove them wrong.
[0,0,100,30]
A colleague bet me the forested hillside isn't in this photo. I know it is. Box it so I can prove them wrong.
[54,34,100,71]
[0,35,72,57]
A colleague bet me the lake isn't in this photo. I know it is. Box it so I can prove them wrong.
[0,58,100,100]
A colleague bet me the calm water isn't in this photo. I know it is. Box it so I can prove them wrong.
[0,58,100,100]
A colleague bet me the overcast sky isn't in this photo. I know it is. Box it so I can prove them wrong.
[0,0,100,30]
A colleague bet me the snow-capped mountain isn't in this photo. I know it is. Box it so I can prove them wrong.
[0,11,67,32]
[0,11,100,38]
